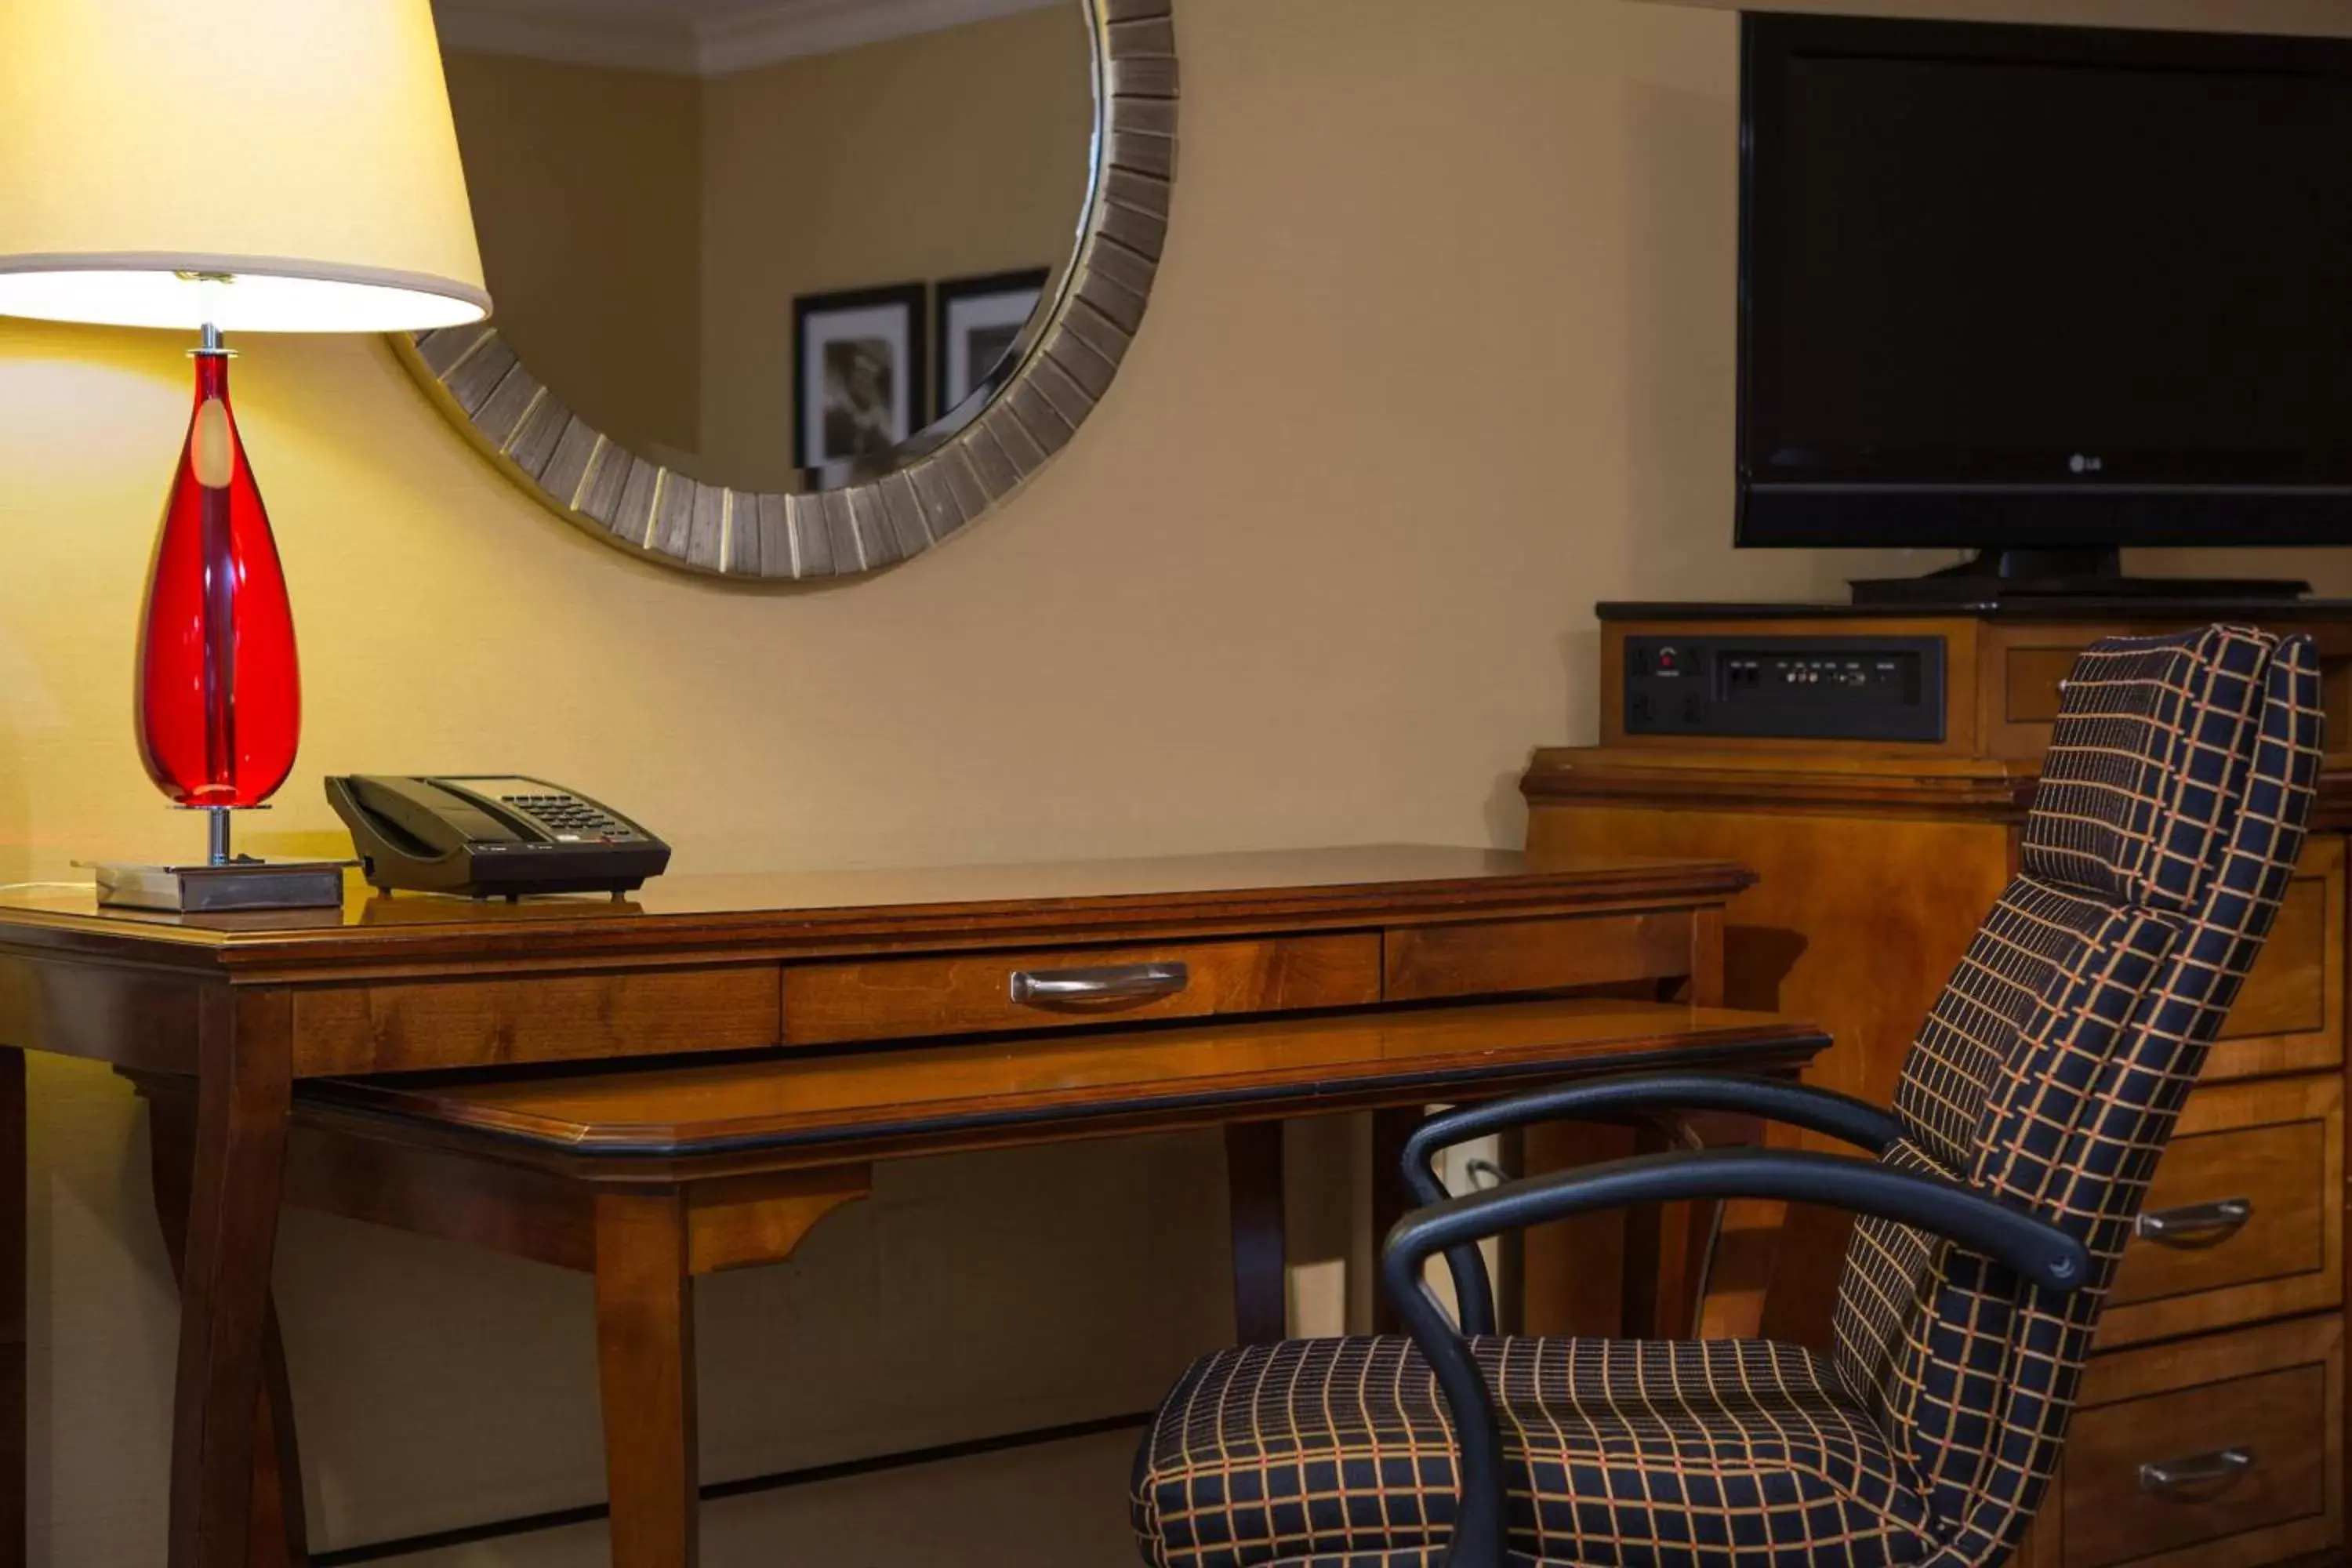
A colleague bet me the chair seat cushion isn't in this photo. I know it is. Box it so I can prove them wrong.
[1263,1555,1551,1566]
[1133,1336,1936,1568]
[1262,1555,1553,1567]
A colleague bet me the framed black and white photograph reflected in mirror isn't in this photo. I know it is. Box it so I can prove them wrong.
[935,268,1050,420]
[794,281,927,467]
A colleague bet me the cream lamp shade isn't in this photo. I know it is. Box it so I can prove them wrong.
[0,0,489,333]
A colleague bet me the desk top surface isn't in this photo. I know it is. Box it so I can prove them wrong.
[0,844,1753,971]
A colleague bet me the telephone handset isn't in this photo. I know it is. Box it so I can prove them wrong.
[325,775,672,899]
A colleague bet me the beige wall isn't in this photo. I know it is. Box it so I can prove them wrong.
[442,51,705,456]
[700,9,1095,488]
[447,9,1093,491]
[9,1,2350,1563]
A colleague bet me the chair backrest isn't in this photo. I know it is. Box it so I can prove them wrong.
[1829,625,2323,1565]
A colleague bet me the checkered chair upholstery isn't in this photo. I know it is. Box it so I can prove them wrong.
[1133,626,2324,1568]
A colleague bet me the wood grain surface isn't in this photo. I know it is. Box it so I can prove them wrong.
[0,846,1751,985]
[2205,839,2345,1085]
[595,1192,699,1568]
[1529,803,2015,1348]
[2224,877,2331,1039]
[146,1087,306,1568]
[684,1167,870,1276]
[2059,1315,2344,1568]
[169,990,293,1568]
[2100,1073,2343,1350]
[1382,913,1698,1004]
[0,843,1774,1568]
[782,932,1379,1045]
[1225,1122,1287,1344]
[294,967,782,1075]
[299,997,1823,1163]
[2064,1365,2327,1568]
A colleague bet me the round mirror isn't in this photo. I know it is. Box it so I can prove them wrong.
[402,0,1178,579]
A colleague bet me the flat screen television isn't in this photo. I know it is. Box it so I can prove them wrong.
[1737,14,2352,595]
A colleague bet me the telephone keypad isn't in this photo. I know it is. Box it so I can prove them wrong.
[500,792,636,840]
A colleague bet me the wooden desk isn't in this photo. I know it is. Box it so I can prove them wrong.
[0,845,1773,1568]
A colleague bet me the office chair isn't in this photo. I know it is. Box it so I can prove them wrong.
[1132,624,2323,1568]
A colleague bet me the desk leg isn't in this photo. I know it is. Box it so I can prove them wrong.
[1620,1121,1698,1339]
[146,1087,307,1568]
[594,1190,699,1568]
[169,991,293,1568]
[1367,1108,1418,1336]
[1223,1124,1286,1344]
[2,1048,23,1568]
[1626,1110,1781,1342]
[1702,1123,1800,1343]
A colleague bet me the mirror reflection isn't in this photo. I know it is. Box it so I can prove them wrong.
[432,0,1097,493]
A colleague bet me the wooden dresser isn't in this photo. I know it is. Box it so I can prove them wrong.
[1525,601,2352,1568]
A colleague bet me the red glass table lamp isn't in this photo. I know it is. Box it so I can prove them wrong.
[0,0,491,908]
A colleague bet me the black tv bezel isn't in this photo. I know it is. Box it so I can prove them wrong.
[1735,13,2352,550]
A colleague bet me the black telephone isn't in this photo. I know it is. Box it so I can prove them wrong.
[325,775,672,899]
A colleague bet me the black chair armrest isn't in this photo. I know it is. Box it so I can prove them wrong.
[1402,1073,1904,1334]
[1378,1147,2089,1568]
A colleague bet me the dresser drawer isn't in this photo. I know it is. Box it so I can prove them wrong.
[2205,836,2341,1083]
[2112,1116,2326,1305]
[781,933,1381,1046]
[2098,1074,2341,1349]
[2051,1316,2343,1568]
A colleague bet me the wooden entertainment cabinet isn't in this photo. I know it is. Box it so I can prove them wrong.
[1524,601,2352,1568]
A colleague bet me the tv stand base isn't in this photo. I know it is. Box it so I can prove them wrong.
[1848,547,2310,607]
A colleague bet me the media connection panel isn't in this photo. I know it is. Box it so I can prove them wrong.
[1624,634,1946,742]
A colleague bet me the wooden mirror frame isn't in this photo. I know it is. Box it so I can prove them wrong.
[393,0,1177,582]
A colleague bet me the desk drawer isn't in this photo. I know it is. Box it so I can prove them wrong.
[1383,911,1697,1004]
[293,967,782,1076]
[2054,1316,2343,1568]
[2099,1074,2341,1349]
[781,933,1381,1046]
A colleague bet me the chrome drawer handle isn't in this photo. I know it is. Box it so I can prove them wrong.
[1009,961,1190,1007]
[2140,1446,2255,1497]
[2135,1197,2253,1249]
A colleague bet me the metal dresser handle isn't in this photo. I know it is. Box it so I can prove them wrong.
[2140,1446,2256,1497]
[1010,961,1191,1007]
[2135,1197,2253,1249]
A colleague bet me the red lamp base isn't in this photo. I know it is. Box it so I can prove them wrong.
[133,325,302,866]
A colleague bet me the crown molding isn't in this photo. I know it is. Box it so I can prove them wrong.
[697,0,1058,74]
[434,0,1064,78]
[431,2,702,74]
